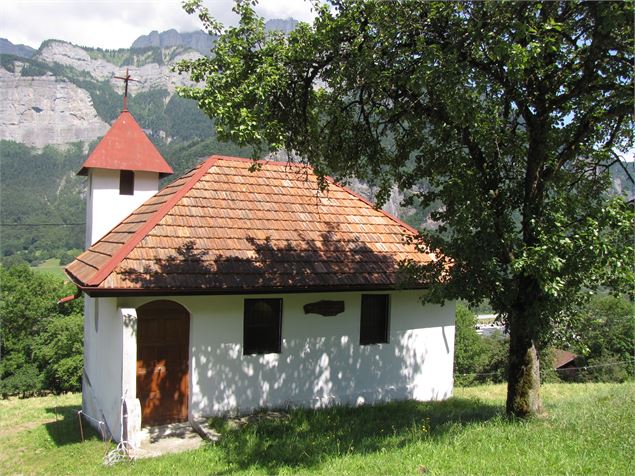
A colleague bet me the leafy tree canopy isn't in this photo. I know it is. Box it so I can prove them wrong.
[570,295,635,382]
[177,0,634,416]
[0,265,84,396]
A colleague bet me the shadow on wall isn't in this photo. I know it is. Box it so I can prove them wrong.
[206,397,502,473]
[120,228,447,416]
[191,331,433,415]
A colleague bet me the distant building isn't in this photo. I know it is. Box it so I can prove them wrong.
[554,349,579,380]
[475,314,506,337]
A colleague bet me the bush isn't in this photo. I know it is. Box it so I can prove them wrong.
[454,305,485,385]
[538,347,560,383]
[479,334,508,384]
[0,363,42,398]
[573,295,635,382]
[58,249,82,266]
[34,314,84,393]
[0,264,84,396]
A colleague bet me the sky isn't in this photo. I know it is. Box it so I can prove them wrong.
[0,0,318,50]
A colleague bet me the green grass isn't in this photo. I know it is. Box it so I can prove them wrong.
[1,383,633,475]
[31,258,67,279]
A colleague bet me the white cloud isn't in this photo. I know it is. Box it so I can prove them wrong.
[0,0,317,50]
[620,149,634,163]
[255,0,319,23]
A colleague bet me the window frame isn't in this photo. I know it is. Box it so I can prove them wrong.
[359,294,390,345]
[119,170,134,195]
[243,298,283,355]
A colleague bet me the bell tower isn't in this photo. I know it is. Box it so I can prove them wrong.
[77,69,173,246]
[77,71,173,445]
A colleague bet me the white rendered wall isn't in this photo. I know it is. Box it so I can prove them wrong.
[85,169,159,246]
[82,296,124,439]
[119,290,455,420]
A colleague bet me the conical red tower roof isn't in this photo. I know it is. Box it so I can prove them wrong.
[78,111,173,177]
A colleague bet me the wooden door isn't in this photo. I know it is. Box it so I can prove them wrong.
[136,300,190,427]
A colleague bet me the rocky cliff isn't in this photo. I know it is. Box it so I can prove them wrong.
[36,40,200,94]
[130,20,298,55]
[0,22,302,148]
[0,39,202,147]
[0,66,109,148]
[132,29,216,55]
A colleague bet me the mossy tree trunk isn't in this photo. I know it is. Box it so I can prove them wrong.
[506,310,543,417]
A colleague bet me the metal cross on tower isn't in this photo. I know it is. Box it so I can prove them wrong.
[114,68,138,111]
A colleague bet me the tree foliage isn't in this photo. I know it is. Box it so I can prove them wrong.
[178,0,634,416]
[0,141,86,265]
[454,304,508,387]
[0,265,83,396]
[570,295,635,382]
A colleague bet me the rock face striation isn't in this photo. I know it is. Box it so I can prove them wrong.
[0,23,300,148]
[0,40,202,147]
[36,41,200,94]
[132,29,216,56]
[37,40,116,81]
[264,18,299,34]
[129,20,298,56]
[0,67,109,147]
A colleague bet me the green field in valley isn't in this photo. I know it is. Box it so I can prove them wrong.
[31,258,67,279]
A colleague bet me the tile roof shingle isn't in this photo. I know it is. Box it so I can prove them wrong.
[66,156,434,295]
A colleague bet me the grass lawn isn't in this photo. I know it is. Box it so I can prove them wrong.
[0,382,633,475]
[30,258,67,279]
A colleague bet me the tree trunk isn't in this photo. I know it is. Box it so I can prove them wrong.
[506,310,543,417]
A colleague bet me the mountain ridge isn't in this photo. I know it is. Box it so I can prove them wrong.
[0,40,203,147]
[0,16,300,60]
[0,38,35,58]
[130,19,298,55]
[0,19,300,147]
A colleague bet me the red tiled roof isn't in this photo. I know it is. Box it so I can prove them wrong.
[66,156,435,295]
[78,111,173,177]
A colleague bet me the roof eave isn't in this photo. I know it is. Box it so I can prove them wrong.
[76,283,430,298]
[64,267,89,289]
[76,166,173,177]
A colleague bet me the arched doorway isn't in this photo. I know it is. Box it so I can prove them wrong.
[136,300,190,426]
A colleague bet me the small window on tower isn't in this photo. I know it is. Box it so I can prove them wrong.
[119,170,134,195]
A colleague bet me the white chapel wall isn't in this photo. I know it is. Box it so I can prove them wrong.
[120,290,455,419]
[82,296,124,439]
[86,169,159,246]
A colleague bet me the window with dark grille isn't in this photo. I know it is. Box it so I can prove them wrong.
[243,298,282,355]
[119,170,134,195]
[360,294,390,345]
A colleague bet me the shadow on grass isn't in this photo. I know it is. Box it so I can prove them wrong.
[206,397,503,474]
[44,405,103,446]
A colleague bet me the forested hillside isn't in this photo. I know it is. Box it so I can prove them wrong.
[0,135,254,266]
[0,141,86,265]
